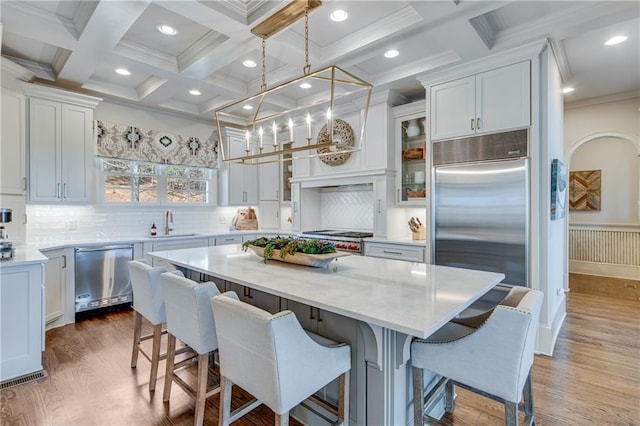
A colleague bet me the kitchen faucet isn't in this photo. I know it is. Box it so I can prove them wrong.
[164,210,173,235]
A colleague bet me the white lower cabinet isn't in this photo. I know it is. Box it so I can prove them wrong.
[364,241,426,263]
[42,248,67,328]
[213,235,243,246]
[225,282,281,314]
[145,238,209,281]
[259,201,280,230]
[0,261,45,381]
[283,299,366,426]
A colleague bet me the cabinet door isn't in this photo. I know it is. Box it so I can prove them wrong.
[282,299,316,332]
[259,162,279,200]
[0,263,44,381]
[430,76,475,141]
[43,250,66,324]
[29,98,62,202]
[259,201,280,229]
[61,104,93,202]
[226,282,253,304]
[373,177,387,236]
[291,183,301,232]
[243,164,259,205]
[476,61,530,134]
[252,289,281,314]
[1,89,26,195]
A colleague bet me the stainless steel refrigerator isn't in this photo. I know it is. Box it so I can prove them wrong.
[433,129,529,287]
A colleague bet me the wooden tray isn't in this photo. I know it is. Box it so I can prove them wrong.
[247,246,350,268]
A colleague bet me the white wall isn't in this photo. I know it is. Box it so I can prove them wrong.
[564,96,640,225]
[536,46,567,355]
[570,138,638,224]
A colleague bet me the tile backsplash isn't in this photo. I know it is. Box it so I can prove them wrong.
[321,185,374,231]
[26,205,239,243]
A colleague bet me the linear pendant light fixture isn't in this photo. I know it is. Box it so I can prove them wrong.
[215,0,372,165]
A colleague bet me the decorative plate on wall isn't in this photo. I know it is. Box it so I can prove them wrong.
[316,118,355,166]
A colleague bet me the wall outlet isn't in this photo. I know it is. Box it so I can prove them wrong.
[219,216,226,224]
[67,220,77,230]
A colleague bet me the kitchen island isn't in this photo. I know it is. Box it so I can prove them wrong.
[149,245,505,426]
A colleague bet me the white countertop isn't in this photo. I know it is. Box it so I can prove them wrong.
[0,245,49,267]
[149,245,504,338]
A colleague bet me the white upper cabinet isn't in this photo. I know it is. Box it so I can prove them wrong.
[259,161,279,201]
[24,84,101,203]
[393,101,427,206]
[218,130,259,206]
[430,61,530,141]
[1,89,26,195]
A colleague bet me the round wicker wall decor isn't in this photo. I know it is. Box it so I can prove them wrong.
[316,118,355,167]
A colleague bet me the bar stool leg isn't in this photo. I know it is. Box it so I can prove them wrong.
[338,371,350,425]
[445,379,455,414]
[163,334,177,403]
[194,353,209,426]
[412,366,425,425]
[219,376,233,426]
[523,371,535,425]
[149,323,162,392]
[275,413,289,426]
[505,401,518,426]
[131,311,142,368]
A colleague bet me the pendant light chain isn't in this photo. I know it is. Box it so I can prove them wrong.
[303,6,310,75]
[261,36,267,92]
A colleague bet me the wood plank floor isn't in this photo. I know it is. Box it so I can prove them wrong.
[1,293,638,425]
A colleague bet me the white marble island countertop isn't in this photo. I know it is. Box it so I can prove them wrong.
[149,245,504,338]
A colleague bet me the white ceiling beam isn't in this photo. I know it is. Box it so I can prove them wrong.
[136,76,169,100]
[82,79,140,102]
[113,41,179,74]
[56,1,151,82]
[199,96,234,116]
[2,56,56,81]
[177,31,230,73]
[372,50,461,87]
[1,2,79,49]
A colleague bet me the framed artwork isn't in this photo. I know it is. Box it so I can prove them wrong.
[550,159,567,220]
[569,170,601,211]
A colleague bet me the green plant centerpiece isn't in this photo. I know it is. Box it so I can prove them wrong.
[243,236,337,264]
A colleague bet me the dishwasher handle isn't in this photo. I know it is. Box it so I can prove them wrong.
[75,244,134,253]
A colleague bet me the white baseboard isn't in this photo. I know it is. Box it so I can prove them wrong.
[569,260,639,280]
[537,296,566,356]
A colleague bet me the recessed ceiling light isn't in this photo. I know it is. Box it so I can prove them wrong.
[562,87,575,94]
[189,89,201,96]
[115,68,131,76]
[300,82,312,89]
[605,35,627,46]
[384,49,399,59]
[330,9,348,22]
[157,24,178,36]
[243,59,257,68]
[243,105,253,110]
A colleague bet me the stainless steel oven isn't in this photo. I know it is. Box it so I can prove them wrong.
[300,230,373,255]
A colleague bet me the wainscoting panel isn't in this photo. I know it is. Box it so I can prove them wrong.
[569,224,640,296]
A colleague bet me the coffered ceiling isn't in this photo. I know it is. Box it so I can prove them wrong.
[1,1,638,119]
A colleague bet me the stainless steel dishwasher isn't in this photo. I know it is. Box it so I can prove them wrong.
[74,244,134,313]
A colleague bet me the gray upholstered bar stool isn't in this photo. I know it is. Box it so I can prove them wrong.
[128,260,172,393]
[161,272,221,426]
[211,292,351,426]
[411,286,543,426]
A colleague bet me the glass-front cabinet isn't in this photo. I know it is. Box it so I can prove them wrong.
[394,101,427,205]
[281,142,292,203]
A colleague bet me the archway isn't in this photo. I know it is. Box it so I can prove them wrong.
[565,131,640,297]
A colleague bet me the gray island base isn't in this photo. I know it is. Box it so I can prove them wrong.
[149,245,504,426]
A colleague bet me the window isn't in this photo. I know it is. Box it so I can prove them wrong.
[100,159,212,204]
